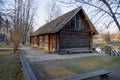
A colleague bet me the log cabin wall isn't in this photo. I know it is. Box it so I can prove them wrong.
[39,35,49,52]
[30,36,37,47]
[59,31,90,49]
[35,36,39,47]
[49,34,56,52]
[36,35,40,47]
[89,32,93,49]
[38,36,41,48]
[56,33,60,52]
[59,11,91,50]
[36,34,56,53]
[30,36,39,47]
[44,35,49,52]
[30,36,34,45]
[40,35,45,49]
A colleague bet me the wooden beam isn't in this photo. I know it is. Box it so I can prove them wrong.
[48,34,50,52]
[89,32,93,50]
[56,32,60,52]
[19,52,37,80]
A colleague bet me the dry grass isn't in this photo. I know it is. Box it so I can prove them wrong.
[0,42,13,48]
[0,51,24,80]
[0,42,14,55]
[0,50,14,55]
[31,56,120,80]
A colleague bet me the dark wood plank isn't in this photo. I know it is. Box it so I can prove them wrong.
[60,48,92,53]
[54,70,110,80]
[19,52,37,80]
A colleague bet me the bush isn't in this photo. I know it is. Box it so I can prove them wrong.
[102,45,111,55]
[118,47,120,50]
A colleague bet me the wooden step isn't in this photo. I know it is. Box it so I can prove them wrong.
[60,48,92,54]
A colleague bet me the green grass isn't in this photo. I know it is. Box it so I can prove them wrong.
[0,42,13,48]
[31,56,120,80]
[0,42,14,55]
[0,52,24,80]
[0,50,14,55]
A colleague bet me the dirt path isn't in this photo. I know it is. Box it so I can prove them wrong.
[20,45,107,62]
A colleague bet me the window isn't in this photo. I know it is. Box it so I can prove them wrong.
[75,15,82,30]
[67,15,82,30]
[71,19,75,29]
[41,36,45,42]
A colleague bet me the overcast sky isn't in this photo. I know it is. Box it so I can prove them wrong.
[34,0,78,30]
[5,0,119,33]
[33,0,119,33]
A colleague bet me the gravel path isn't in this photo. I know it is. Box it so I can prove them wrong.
[20,45,107,62]
[0,48,14,50]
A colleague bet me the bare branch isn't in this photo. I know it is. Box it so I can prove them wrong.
[58,0,120,31]
[45,0,62,22]
[83,1,112,17]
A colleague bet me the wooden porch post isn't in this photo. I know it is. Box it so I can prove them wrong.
[48,34,50,52]
[56,32,60,52]
[89,32,93,50]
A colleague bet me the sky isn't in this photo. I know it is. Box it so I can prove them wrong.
[33,0,119,33]
[34,0,78,31]
[4,0,119,33]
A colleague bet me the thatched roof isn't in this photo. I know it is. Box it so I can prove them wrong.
[32,7,98,36]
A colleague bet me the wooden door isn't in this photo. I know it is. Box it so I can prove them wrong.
[50,34,55,52]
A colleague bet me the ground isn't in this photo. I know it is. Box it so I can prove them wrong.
[0,51,24,80]
[21,45,106,62]
[0,42,24,80]
[20,45,120,80]
[0,42,13,48]
[31,56,120,80]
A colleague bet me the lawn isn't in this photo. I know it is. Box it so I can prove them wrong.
[0,51,24,80]
[0,42,13,48]
[0,50,14,55]
[0,42,14,56]
[31,56,120,80]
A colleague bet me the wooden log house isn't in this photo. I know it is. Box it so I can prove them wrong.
[30,7,98,53]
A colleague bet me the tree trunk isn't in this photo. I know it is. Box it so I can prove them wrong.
[14,48,18,53]
[112,15,120,31]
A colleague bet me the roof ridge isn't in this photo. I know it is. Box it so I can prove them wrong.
[56,6,82,32]
[33,6,82,35]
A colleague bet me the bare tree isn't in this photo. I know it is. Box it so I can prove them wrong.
[8,0,36,52]
[57,0,120,31]
[0,16,4,31]
[1,19,10,45]
[0,0,3,15]
[10,27,22,52]
[0,0,5,31]
[21,0,36,44]
[45,0,62,22]
[9,0,22,52]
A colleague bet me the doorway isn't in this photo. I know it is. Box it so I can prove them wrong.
[49,34,55,52]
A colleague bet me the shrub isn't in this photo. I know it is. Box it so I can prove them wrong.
[103,45,112,55]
